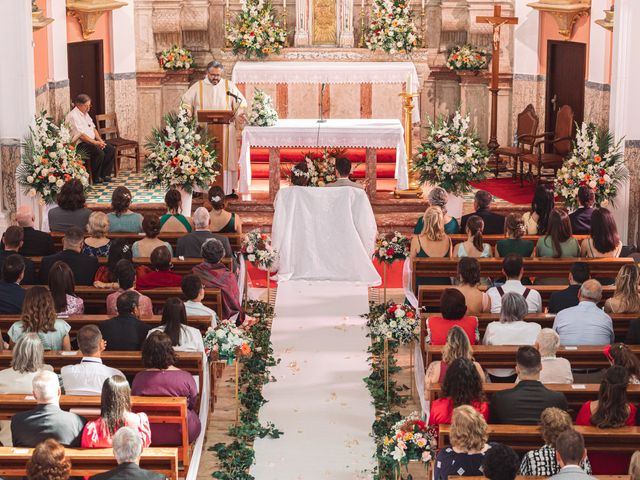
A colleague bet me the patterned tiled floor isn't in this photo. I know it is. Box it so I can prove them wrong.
[85,172,167,204]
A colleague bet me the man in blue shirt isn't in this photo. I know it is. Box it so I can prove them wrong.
[0,254,26,314]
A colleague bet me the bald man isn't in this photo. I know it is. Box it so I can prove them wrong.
[2,206,55,256]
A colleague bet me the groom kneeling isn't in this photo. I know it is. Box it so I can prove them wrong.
[327,158,363,190]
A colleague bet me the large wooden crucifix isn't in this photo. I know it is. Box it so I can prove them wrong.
[476,6,518,151]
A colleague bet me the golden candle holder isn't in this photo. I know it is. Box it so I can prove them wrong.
[394,92,423,198]
[409,339,414,398]
[420,6,426,48]
[382,262,387,303]
[359,6,366,48]
[225,8,232,48]
[234,358,240,423]
[283,2,289,47]
[266,268,271,304]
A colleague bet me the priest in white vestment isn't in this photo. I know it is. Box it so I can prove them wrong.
[182,61,248,196]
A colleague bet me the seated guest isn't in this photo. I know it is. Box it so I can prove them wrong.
[82,211,112,257]
[14,205,55,256]
[11,370,86,447]
[552,279,614,346]
[461,190,505,234]
[108,186,143,233]
[39,226,99,285]
[569,185,596,235]
[81,375,151,448]
[8,286,71,351]
[549,430,596,480]
[605,343,640,384]
[176,207,233,259]
[523,184,555,235]
[106,260,154,317]
[100,291,151,351]
[0,226,35,284]
[428,358,488,427]
[94,239,134,288]
[453,257,489,314]
[519,407,592,475]
[489,346,568,424]
[536,208,580,259]
[48,179,92,231]
[433,405,492,480]
[483,293,542,382]
[414,186,460,234]
[48,261,84,315]
[133,215,174,258]
[425,288,479,345]
[136,246,182,290]
[487,253,542,313]
[26,438,71,480]
[147,298,205,352]
[182,274,218,327]
[483,443,520,480]
[581,207,622,258]
[208,185,243,233]
[290,161,310,187]
[193,238,241,323]
[631,452,640,480]
[0,254,26,314]
[576,366,637,474]
[496,213,534,258]
[132,332,201,444]
[61,325,125,396]
[535,329,573,384]
[90,426,165,480]
[453,215,493,258]
[326,157,363,189]
[548,262,590,314]
[604,263,640,313]
[160,189,192,233]
[410,206,452,287]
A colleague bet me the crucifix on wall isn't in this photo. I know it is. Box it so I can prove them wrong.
[476,6,518,151]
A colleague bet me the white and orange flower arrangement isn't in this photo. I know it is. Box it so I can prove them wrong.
[373,231,410,264]
[368,302,419,345]
[446,44,488,71]
[203,324,252,364]
[143,106,219,192]
[157,45,193,70]
[380,412,435,474]
[365,0,419,54]
[18,111,90,205]
[302,150,338,187]
[241,230,278,270]
[226,0,287,59]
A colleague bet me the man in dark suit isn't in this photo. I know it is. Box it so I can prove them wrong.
[0,254,26,314]
[90,427,165,480]
[11,370,86,447]
[489,346,568,425]
[176,207,234,263]
[14,205,56,256]
[460,190,505,234]
[548,262,591,314]
[0,226,35,284]
[39,226,98,285]
[99,291,151,351]
[569,186,595,235]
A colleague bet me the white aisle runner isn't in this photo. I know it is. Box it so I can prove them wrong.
[251,280,376,480]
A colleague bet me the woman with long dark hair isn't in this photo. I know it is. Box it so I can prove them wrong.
[453,257,490,314]
[160,189,192,233]
[108,186,143,233]
[523,184,555,235]
[147,297,204,352]
[581,207,622,258]
[48,261,84,315]
[606,343,640,384]
[208,185,242,233]
[453,215,492,258]
[48,179,91,232]
[536,209,580,259]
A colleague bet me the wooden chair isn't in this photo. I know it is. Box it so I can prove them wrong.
[492,104,539,179]
[95,113,141,176]
[520,104,574,185]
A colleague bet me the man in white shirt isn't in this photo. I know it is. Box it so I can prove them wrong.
[65,93,115,184]
[487,253,542,314]
[61,325,124,395]
[182,274,218,328]
[326,157,364,189]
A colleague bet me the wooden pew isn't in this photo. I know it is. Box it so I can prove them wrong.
[446,234,590,248]
[0,446,179,479]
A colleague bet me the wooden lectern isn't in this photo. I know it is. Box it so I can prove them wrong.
[197,109,235,190]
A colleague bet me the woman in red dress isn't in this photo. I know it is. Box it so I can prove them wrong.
[425,289,479,345]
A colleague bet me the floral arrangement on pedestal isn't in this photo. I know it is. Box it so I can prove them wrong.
[365,0,419,54]
[379,412,435,477]
[203,324,252,364]
[413,111,489,196]
[226,0,287,59]
[248,89,278,127]
[446,44,488,71]
[17,112,90,205]
[157,45,193,70]
[241,230,278,270]
[554,123,627,208]
[373,232,410,264]
[143,106,219,193]
[367,302,419,345]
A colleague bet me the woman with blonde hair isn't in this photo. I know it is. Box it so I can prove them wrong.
[496,213,534,258]
[410,206,453,287]
[82,211,112,257]
[414,187,459,234]
[604,264,640,313]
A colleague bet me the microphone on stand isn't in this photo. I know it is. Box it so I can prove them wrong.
[226,91,241,102]
[317,83,327,123]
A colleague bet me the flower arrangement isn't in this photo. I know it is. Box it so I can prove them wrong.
[414,111,489,196]
[380,412,435,473]
[143,106,220,193]
[365,0,419,54]
[289,150,338,187]
[241,230,278,270]
[203,324,252,363]
[446,44,488,71]
[17,112,90,205]
[226,0,287,59]
[248,89,278,127]
[157,45,193,70]
[555,123,627,208]
[367,301,419,345]
[373,232,410,264]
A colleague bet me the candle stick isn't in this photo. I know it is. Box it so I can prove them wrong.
[421,0,424,10]
[407,72,413,93]
[226,0,229,11]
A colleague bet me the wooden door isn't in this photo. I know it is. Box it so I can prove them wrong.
[67,40,105,119]
[545,40,585,136]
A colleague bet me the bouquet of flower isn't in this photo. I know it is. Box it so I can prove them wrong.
[203,324,252,363]
[380,412,435,471]
[555,123,627,208]
[249,89,278,127]
[368,302,419,344]
[17,112,90,205]
[289,150,338,187]
[373,231,410,264]
[157,45,193,70]
[365,0,419,54]
[226,0,287,59]
[143,106,219,193]
[241,230,278,270]
[414,111,489,196]
[446,44,488,71]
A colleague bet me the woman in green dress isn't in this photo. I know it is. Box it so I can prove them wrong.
[496,213,535,258]
[414,187,460,235]
[535,209,580,284]
[159,189,192,233]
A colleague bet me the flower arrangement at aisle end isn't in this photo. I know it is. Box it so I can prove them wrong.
[157,45,193,70]
[241,230,278,270]
[143,106,220,193]
[373,231,410,264]
[380,412,435,476]
[248,89,278,127]
[365,0,419,54]
[17,112,89,205]
[446,44,488,71]
[203,324,252,364]
[413,111,489,196]
[226,0,287,59]
[554,122,627,209]
[368,301,419,345]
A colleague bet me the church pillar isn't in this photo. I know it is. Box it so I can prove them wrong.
[423,0,442,50]
[584,0,612,130]
[459,72,489,143]
[45,0,70,122]
[337,0,355,47]
[294,0,311,46]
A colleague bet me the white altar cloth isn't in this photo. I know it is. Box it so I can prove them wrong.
[238,118,409,192]
[271,186,381,285]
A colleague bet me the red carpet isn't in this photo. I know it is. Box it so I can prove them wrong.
[470,177,536,205]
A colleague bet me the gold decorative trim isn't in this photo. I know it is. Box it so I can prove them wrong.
[32,10,54,31]
[595,9,614,32]
[66,0,127,40]
[527,1,591,40]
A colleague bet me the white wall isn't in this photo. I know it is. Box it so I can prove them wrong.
[112,1,137,74]
[513,0,540,75]
[587,0,611,84]
[47,0,69,83]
